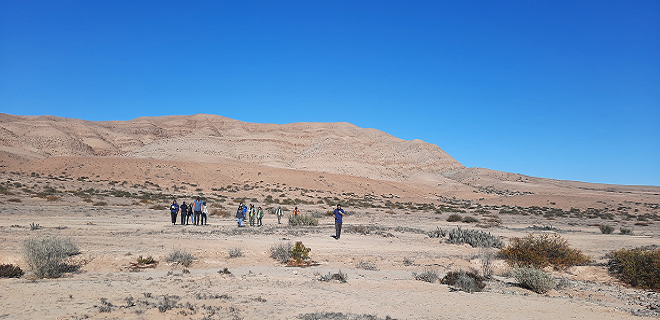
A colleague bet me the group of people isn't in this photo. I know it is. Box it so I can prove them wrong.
[168,198,346,240]
[169,197,208,226]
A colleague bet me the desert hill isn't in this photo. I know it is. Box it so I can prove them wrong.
[0,113,464,184]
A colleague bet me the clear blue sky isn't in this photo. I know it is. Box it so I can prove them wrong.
[1,1,658,186]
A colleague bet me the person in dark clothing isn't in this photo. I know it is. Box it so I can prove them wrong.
[236,204,244,227]
[333,204,345,240]
[180,202,188,225]
[187,204,194,225]
[193,197,203,225]
[170,200,179,225]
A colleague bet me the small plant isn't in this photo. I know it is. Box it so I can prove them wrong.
[441,270,486,293]
[447,214,463,222]
[512,266,556,293]
[619,227,633,235]
[462,216,479,223]
[29,222,41,230]
[316,270,347,283]
[228,247,243,258]
[413,269,439,283]
[477,248,496,278]
[403,257,414,266]
[427,226,445,238]
[22,236,80,278]
[269,242,292,263]
[218,267,232,275]
[137,255,156,265]
[446,227,503,248]
[356,260,378,271]
[165,249,194,267]
[288,215,319,226]
[93,201,108,206]
[607,246,660,290]
[599,224,614,234]
[0,263,24,278]
[499,233,590,269]
[290,241,311,264]
[98,297,113,313]
[157,295,180,313]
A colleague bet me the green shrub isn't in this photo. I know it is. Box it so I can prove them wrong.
[0,264,24,278]
[23,236,80,278]
[136,255,156,265]
[447,214,463,222]
[288,215,318,226]
[165,249,194,267]
[512,266,556,293]
[446,227,503,248]
[499,234,590,269]
[599,224,614,234]
[607,247,660,290]
[441,270,486,292]
[427,226,446,238]
[290,241,311,264]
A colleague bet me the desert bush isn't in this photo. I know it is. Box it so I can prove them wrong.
[165,249,194,267]
[29,222,41,230]
[446,227,503,248]
[477,248,496,278]
[499,233,590,269]
[150,204,168,210]
[403,257,414,266]
[289,215,318,226]
[228,247,243,258]
[7,198,21,203]
[299,312,396,320]
[22,236,80,278]
[413,269,439,283]
[462,216,479,223]
[269,241,293,263]
[136,255,156,265]
[447,214,463,222]
[619,228,633,235]
[512,266,556,293]
[93,201,108,206]
[427,226,446,238]
[290,241,311,264]
[316,270,347,283]
[599,224,614,234]
[98,297,113,313]
[441,270,486,293]
[211,208,231,218]
[356,260,378,271]
[0,263,24,278]
[607,247,660,290]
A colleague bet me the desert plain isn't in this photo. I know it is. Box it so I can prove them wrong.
[0,113,659,320]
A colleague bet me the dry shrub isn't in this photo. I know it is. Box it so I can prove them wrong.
[93,201,108,206]
[150,204,168,210]
[22,236,80,278]
[607,246,660,290]
[136,255,156,264]
[446,227,503,248]
[211,208,231,218]
[46,195,60,201]
[499,233,590,269]
[356,260,378,271]
[165,249,194,267]
[316,270,347,283]
[8,198,21,203]
[228,247,243,258]
[462,216,480,223]
[441,270,486,292]
[447,214,463,222]
[289,215,318,226]
[269,242,292,263]
[0,264,24,278]
[413,269,439,283]
[599,224,614,234]
[512,266,556,293]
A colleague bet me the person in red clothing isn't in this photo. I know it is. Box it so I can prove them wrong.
[293,207,300,216]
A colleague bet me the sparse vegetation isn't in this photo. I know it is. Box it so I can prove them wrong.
[316,270,347,283]
[620,227,633,235]
[0,263,24,278]
[165,249,194,267]
[228,247,243,258]
[427,226,445,238]
[356,260,378,271]
[607,246,660,290]
[269,242,292,263]
[413,269,439,283]
[22,236,80,278]
[512,266,556,293]
[445,227,503,248]
[290,241,311,264]
[289,215,318,226]
[447,214,463,222]
[599,224,614,234]
[499,234,590,269]
[441,270,486,292]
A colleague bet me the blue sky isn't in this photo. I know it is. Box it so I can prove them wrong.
[1,1,658,186]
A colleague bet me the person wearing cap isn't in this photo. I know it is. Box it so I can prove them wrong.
[333,204,345,240]
[248,204,256,226]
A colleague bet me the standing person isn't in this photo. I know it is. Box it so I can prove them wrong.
[293,207,300,216]
[333,204,346,240]
[170,200,179,225]
[248,204,256,226]
[276,206,283,224]
[236,204,244,227]
[257,206,264,226]
[180,202,188,225]
[193,197,203,226]
[201,201,208,225]
[188,203,194,225]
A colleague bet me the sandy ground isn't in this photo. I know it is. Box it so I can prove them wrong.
[1,203,659,320]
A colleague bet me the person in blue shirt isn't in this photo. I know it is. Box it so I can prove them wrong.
[169,200,179,225]
[333,204,346,240]
[193,197,204,226]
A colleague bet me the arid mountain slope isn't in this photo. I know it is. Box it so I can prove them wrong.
[0,113,463,183]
